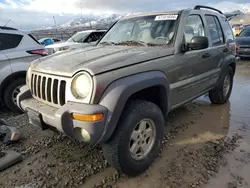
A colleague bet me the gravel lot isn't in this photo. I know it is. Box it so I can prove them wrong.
[1,61,250,188]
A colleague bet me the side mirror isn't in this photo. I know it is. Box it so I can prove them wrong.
[188,36,209,50]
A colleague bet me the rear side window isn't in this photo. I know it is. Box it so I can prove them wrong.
[53,38,61,42]
[0,33,23,50]
[220,19,234,43]
[205,15,224,46]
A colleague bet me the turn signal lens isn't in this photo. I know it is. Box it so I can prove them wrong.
[72,113,104,122]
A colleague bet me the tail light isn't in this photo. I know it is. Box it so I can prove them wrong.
[27,49,48,56]
[235,46,238,55]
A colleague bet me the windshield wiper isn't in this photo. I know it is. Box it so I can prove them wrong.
[115,40,148,47]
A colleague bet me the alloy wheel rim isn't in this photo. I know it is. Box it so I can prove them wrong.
[12,85,23,105]
[223,74,231,97]
[129,118,156,160]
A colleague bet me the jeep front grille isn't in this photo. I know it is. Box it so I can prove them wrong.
[31,73,66,106]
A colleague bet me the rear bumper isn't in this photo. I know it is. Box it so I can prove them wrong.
[17,86,108,144]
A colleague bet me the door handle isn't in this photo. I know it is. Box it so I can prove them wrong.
[223,48,229,52]
[202,53,211,58]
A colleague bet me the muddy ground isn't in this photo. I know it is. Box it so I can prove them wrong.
[0,60,250,188]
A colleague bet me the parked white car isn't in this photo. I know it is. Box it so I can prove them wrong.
[45,30,107,54]
[0,26,47,113]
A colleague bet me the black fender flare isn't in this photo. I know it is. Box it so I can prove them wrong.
[98,71,170,143]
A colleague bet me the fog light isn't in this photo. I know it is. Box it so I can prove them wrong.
[72,113,104,122]
[74,128,91,142]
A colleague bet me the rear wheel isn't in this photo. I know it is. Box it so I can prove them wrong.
[102,100,164,176]
[3,78,25,113]
[209,67,233,104]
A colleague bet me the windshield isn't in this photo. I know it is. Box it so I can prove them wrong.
[99,14,178,47]
[239,28,250,37]
[67,32,90,43]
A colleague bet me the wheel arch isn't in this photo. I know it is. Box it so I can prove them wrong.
[0,71,26,101]
[98,71,170,143]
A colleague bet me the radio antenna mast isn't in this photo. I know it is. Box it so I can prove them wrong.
[4,19,11,27]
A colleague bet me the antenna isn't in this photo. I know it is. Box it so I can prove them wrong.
[4,19,11,27]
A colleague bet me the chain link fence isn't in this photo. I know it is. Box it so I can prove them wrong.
[30,26,111,41]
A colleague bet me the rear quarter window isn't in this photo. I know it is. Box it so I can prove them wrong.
[220,18,235,43]
[28,34,41,45]
[0,33,23,50]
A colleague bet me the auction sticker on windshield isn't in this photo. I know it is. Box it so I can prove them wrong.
[155,15,178,21]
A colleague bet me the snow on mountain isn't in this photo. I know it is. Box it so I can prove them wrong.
[59,13,123,29]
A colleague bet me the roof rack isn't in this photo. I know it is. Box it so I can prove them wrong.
[0,26,18,30]
[194,5,223,14]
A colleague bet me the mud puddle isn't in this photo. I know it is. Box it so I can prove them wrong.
[1,62,250,188]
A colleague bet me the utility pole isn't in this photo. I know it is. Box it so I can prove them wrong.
[53,16,57,33]
[80,2,83,19]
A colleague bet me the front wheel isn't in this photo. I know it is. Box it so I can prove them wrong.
[102,100,164,176]
[209,67,234,104]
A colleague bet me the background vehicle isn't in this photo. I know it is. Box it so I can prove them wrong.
[232,24,244,36]
[38,37,63,46]
[18,5,236,176]
[0,26,47,113]
[45,30,106,54]
[236,27,250,59]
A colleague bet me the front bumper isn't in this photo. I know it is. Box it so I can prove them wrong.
[237,48,250,58]
[17,86,108,144]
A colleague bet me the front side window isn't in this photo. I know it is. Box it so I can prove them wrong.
[0,33,23,50]
[184,15,205,43]
[67,32,91,43]
[99,14,179,47]
[205,15,224,46]
[86,32,105,42]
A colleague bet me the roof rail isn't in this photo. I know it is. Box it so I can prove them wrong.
[0,26,18,30]
[194,5,223,14]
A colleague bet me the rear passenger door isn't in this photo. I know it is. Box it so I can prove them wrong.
[203,15,226,77]
[219,17,236,62]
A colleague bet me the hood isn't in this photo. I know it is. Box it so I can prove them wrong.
[236,37,250,46]
[31,45,174,76]
[67,42,95,50]
[45,41,77,49]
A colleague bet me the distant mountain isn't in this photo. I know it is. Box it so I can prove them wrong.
[58,13,123,29]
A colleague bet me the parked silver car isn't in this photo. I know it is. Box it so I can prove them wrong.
[0,26,47,113]
[45,30,106,54]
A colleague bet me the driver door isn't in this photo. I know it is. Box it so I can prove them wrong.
[171,14,212,106]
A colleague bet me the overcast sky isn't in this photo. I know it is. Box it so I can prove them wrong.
[0,0,249,30]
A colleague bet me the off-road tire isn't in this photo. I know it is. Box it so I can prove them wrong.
[3,78,25,114]
[209,67,234,104]
[102,100,164,176]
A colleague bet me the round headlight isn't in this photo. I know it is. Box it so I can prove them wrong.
[26,66,32,86]
[71,73,92,99]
